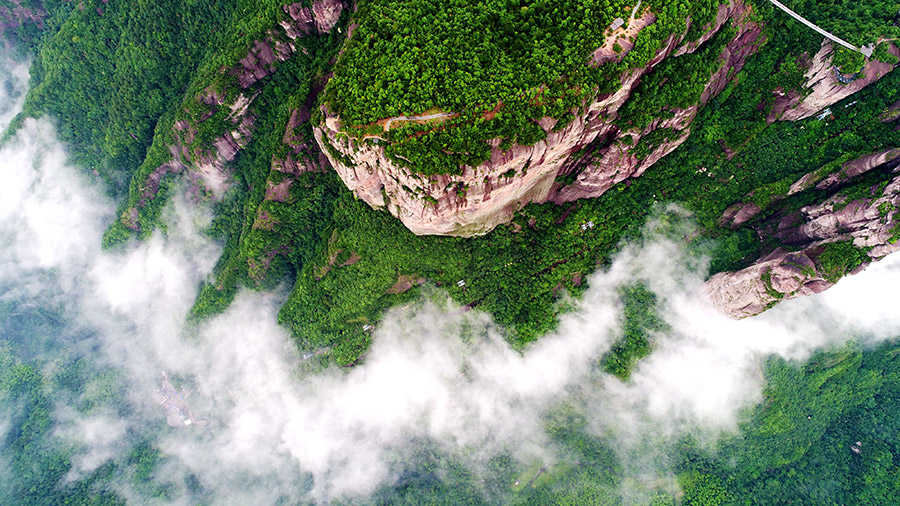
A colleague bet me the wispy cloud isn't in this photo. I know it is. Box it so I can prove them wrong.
[2,54,900,505]
[0,55,28,132]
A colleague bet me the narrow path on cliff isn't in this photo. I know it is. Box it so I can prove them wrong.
[384,112,457,131]
[766,0,874,57]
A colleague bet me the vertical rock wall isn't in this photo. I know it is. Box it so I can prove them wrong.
[316,0,762,236]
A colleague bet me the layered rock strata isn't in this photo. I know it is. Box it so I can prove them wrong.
[707,150,900,318]
[122,0,345,229]
[770,41,900,122]
[316,0,763,236]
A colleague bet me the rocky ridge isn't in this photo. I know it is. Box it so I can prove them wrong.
[120,0,345,231]
[707,147,900,318]
[770,40,900,122]
[0,0,45,48]
[316,0,763,236]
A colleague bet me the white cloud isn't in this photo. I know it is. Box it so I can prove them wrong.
[0,55,29,132]
[2,51,900,505]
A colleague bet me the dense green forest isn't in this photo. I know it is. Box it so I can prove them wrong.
[324,0,725,174]
[6,291,900,505]
[3,0,898,373]
[4,0,900,503]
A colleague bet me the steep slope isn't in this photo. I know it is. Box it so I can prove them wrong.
[0,0,44,50]
[317,0,761,236]
[317,0,900,238]
[709,147,900,317]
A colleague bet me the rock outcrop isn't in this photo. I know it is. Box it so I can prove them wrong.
[316,0,764,236]
[707,251,833,318]
[707,149,900,318]
[770,40,900,122]
[235,0,347,88]
[122,0,346,228]
[272,79,333,176]
[0,0,45,48]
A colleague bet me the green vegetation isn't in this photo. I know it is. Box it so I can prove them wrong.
[325,0,725,175]
[815,240,869,283]
[4,0,900,501]
[11,0,242,194]
[616,22,734,131]
[778,0,900,48]
[3,0,899,370]
[601,284,667,380]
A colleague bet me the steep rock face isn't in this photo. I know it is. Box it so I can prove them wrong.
[122,0,345,230]
[272,76,334,177]
[0,0,45,47]
[235,0,347,88]
[706,251,832,318]
[770,41,900,122]
[553,14,764,204]
[707,150,900,318]
[719,148,900,229]
[317,0,762,236]
[272,107,331,176]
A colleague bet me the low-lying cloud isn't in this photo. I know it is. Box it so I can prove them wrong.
[2,57,900,505]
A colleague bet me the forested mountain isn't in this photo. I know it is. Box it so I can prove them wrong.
[3,0,900,504]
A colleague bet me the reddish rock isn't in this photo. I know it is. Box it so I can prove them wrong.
[130,1,346,224]
[775,41,900,122]
[317,0,762,236]
[235,0,347,88]
[707,251,833,319]
[708,150,900,318]
[265,178,294,203]
[720,202,762,227]
[0,1,46,47]
[814,148,900,191]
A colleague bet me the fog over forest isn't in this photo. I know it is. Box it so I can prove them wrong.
[3,55,900,505]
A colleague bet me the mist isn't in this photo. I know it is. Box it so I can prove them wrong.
[0,55,28,131]
[2,57,900,505]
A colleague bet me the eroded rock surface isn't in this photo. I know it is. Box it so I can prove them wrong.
[707,251,832,318]
[122,0,346,230]
[708,150,900,318]
[236,0,348,88]
[771,40,900,122]
[0,0,45,47]
[317,0,762,236]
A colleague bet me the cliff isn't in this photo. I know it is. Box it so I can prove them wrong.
[770,40,900,122]
[119,0,346,231]
[707,147,900,318]
[316,0,763,236]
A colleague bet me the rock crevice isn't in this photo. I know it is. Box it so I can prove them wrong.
[316,0,762,236]
[707,150,900,318]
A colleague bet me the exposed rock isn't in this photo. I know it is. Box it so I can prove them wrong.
[127,1,345,228]
[317,0,763,236]
[265,178,294,203]
[235,0,347,88]
[720,202,762,227]
[235,40,279,88]
[812,148,900,191]
[283,0,345,37]
[272,99,331,176]
[774,41,900,122]
[708,150,900,318]
[0,0,46,47]
[707,251,832,319]
[385,275,426,295]
[673,0,734,56]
